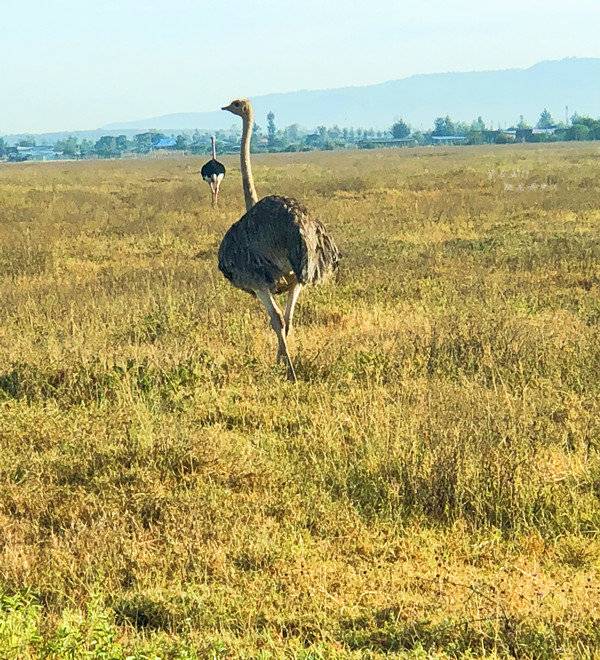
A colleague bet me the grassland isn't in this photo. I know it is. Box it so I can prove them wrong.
[0,142,599,658]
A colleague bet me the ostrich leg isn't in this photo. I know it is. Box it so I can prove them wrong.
[256,289,297,382]
[210,180,218,208]
[284,283,302,337]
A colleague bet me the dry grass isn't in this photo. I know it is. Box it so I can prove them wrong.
[0,143,599,657]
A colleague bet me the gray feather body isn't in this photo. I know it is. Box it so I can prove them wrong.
[218,195,339,295]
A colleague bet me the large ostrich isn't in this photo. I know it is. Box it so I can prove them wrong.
[201,136,226,207]
[218,98,339,382]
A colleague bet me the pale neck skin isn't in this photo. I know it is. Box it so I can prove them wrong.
[211,136,216,160]
[240,109,259,211]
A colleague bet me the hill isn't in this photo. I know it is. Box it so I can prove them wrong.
[102,58,600,131]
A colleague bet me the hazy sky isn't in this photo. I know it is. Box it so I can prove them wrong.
[2,0,600,134]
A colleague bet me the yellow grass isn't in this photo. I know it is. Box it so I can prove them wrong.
[0,143,599,657]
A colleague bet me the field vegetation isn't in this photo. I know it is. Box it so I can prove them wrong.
[0,143,599,657]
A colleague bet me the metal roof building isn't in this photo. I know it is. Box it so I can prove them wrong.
[154,138,177,149]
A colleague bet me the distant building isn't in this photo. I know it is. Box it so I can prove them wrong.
[532,126,558,135]
[154,137,177,149]
[358,137,417,148]
[14,145,59,161]
[431,136,468,145]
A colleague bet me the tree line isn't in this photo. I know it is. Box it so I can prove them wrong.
[2,109,600,161]
[387,109,600,146]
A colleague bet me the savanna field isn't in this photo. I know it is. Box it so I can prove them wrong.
[0,143,599,658]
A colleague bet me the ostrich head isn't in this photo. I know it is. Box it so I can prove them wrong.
[222,98,252,119]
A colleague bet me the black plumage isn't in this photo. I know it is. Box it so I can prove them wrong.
[200,158,226,182]
[201,136,225,206]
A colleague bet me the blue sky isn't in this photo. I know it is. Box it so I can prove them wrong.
[2,0,600,134]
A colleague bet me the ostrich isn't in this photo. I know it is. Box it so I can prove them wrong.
[201,136,226,207]
[218,98,339,382]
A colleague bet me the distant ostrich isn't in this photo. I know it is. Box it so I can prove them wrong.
[201,136,226,207]
[218,98,339,382]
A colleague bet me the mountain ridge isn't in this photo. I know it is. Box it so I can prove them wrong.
[100,58,600,133]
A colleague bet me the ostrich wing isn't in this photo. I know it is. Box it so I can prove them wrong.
[218,195,339,295]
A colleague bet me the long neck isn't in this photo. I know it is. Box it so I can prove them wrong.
[240,111,258,210]
[211,137,216,160]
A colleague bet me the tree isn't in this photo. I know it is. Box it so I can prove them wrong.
[251,122,262,149]
[0,137,6,157]
[433,116,455,136]
[55,136,79,158]
[93,135,128,158]
[80,139,94,157]
[115,135,129,153]
[283,124,301,144]
[467,130,485,145]
[175,134,190,150]
[517,115,530,130]
[567,116,600,139]
[94,136,119,158]
[567,123,591,141]
[537,109,555,129]
[267,111,277,149]
[471,116,486,132]
[391,119,411,139]
[133,132,155,153]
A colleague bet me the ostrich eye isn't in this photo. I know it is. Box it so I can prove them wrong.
[233,101,240,107]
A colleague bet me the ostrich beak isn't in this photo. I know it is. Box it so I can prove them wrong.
[222,104,233,112]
